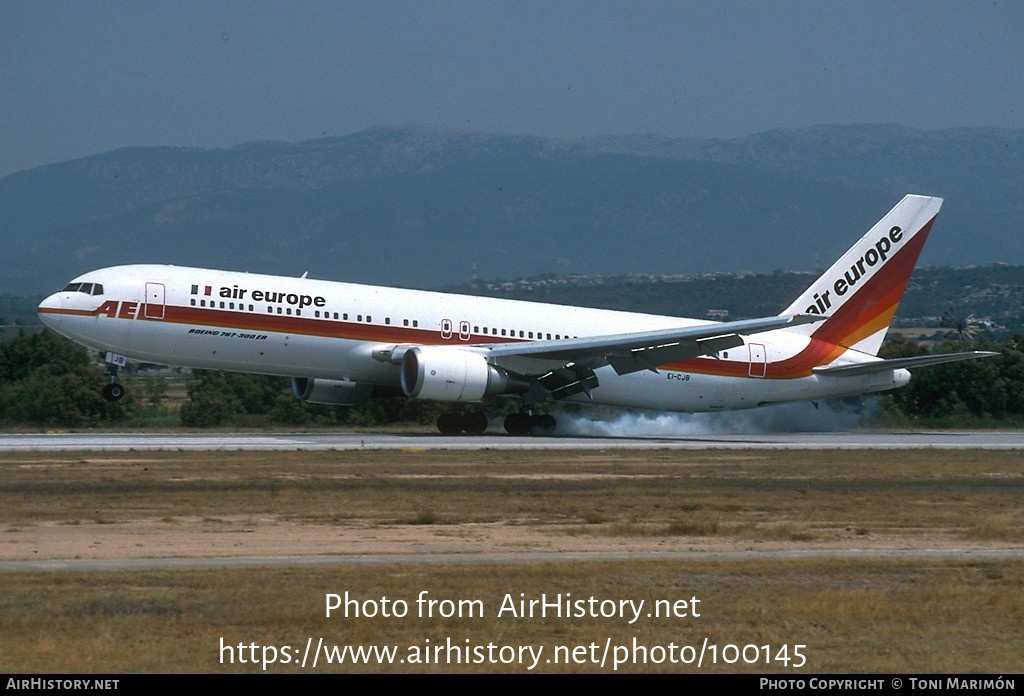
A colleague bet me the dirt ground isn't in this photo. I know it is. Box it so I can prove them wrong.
[7,515,1006,563]
[4,447,1020,563]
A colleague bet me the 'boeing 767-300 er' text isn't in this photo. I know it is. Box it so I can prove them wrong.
[38,194,995,435]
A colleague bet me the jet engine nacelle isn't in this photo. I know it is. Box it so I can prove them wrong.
[400,346,511,402]
[291,377,373,405]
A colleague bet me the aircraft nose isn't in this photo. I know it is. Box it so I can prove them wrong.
[37,293,63,330]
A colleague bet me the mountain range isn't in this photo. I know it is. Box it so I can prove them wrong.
[1,124,1021,295]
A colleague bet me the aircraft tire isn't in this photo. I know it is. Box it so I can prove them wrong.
[436,412,464,435]
[102,383,125,402]
[463,411,488,435]
[532,413,557,436]
[503,412,532,436]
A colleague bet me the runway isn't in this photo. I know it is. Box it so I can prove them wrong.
[1,430,1022,451]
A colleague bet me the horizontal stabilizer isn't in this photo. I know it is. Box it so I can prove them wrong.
[813,351,999,376]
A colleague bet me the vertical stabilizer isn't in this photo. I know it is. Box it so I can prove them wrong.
[782,195,942,356]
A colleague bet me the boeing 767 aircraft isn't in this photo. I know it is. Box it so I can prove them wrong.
[38,194,994,434]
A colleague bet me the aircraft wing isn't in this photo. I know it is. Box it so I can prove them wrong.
[813,351,999,376]
[483,313,824,377]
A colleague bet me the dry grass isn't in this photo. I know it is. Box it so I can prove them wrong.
[3,449,1021,544]
[1,447,1022,673]
[1,559,1021,673]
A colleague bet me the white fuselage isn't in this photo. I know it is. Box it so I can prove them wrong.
[37,264,908,413]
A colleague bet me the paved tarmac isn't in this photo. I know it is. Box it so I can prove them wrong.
[1,430,1022,451]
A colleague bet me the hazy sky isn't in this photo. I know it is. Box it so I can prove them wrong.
[3,0,1022,177]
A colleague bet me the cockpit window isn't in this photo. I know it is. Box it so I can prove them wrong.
[61,282,103,295]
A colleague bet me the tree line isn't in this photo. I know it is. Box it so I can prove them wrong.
[1,329,1022,429]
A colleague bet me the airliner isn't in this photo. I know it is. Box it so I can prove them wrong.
[37,194,994,435]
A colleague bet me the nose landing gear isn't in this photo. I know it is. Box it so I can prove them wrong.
[102,382,125,402]
[100,352,126,402]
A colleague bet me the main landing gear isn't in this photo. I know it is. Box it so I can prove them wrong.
[503,411,556,436]
[435,410,489,435]
[433,409,558,436]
